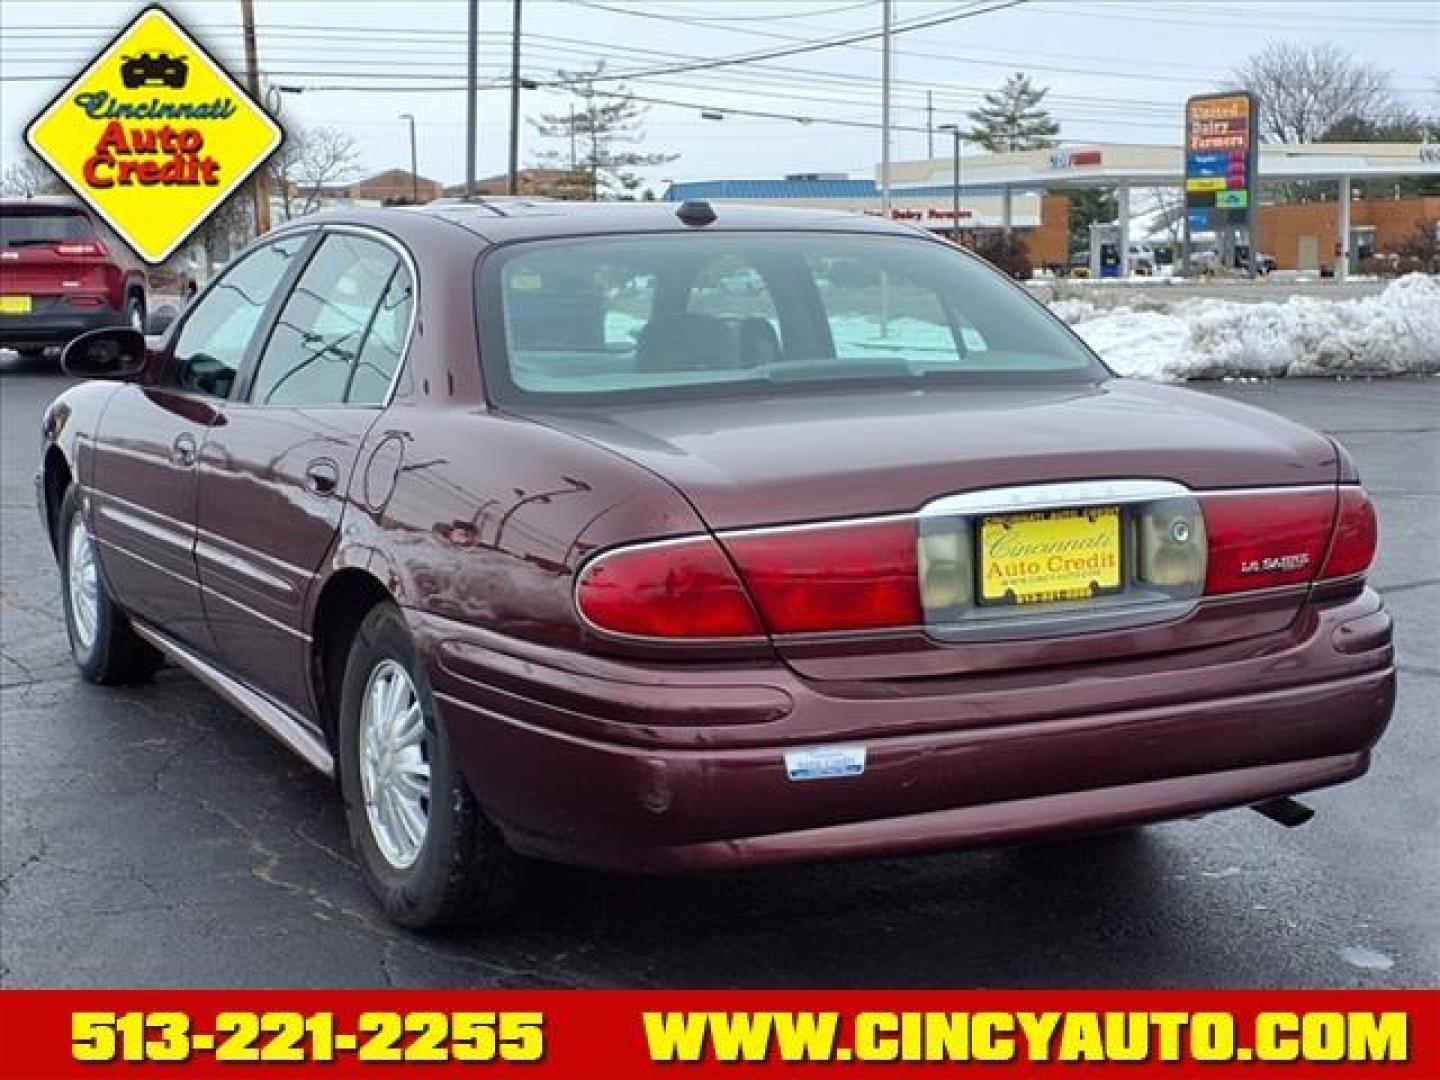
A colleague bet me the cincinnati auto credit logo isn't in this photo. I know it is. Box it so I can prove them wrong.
[25,5,282,263]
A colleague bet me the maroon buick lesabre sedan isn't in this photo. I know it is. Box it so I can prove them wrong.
[38,201,1394,929]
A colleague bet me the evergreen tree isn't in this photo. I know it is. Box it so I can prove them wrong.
[531,64,677,200]
[1067,188,1117,254]
[965,73,1061,152]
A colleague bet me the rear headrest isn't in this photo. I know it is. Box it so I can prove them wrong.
[635,312,737,372]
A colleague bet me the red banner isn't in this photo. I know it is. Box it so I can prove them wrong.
[2,990,1436,1079]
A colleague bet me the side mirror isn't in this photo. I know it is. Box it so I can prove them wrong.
[61,327,149,380]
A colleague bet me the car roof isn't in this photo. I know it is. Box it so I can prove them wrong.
[0,194,90,212]
[285,199,930,247]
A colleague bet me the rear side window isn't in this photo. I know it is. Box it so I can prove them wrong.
[249,233,410,408]
[348,269,414,405]
[481,233,1102,404]
[0,208,93,247]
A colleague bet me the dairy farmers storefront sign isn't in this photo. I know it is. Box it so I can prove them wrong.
[25,5,282,263]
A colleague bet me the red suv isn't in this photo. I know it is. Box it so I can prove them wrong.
[1,196,149,359]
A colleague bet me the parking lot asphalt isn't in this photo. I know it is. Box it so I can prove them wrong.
[1,354,1435,988]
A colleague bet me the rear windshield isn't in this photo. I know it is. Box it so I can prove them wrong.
[0,208,94,247]
[477,232,1105,404]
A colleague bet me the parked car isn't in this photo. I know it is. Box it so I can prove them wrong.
[1127,243,1156,273]
[1186,248,1277,275]
[39,202,1393,929]
[2,196,149,360]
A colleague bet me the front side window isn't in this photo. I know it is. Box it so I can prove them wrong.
[249,232,408,408]
[481,233,1102,404]
[172,234,310,399]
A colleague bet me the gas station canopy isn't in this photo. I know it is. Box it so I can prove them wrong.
[885,141,1440,193]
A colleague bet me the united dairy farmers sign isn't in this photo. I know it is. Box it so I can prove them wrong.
[25,5,282,263]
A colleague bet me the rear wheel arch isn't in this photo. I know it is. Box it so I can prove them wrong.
[309,568,396,749]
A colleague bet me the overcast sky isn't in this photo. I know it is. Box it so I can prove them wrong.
[3,0,1437,192]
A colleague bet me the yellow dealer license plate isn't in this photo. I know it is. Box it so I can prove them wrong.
[980,505,1123,606]
[0,295,33,315]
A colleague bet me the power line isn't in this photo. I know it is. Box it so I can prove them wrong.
[569,0,878,22]
[532,1,1032,85]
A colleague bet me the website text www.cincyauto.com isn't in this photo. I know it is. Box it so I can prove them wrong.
[640,1009,1409,1065]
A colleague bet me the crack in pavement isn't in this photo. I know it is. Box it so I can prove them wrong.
[1378,578,1440,596]
[143,763,566,986]
[0,837,51,899]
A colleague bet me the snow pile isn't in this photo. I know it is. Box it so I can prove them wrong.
[1050,274,1440,381]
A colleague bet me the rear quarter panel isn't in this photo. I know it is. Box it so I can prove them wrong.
[336,406,719,654]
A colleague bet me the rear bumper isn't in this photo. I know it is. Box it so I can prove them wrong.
[0,299,125,346]
[413,590,1395,873]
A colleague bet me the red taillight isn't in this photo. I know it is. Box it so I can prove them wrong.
[53,240,107,257]
[724,520,921,634]
[1320,486,1378,580]
[575,520,921,641]
[575,536,762,639]
[1202,488,1336,595]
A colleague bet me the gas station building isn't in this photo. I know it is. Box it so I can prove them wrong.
[665,141,1440,278]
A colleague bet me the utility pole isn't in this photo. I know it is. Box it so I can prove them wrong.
[399,114,418,202]
[465,0,479,198]
[879,0,893,217]
[240,0,270,235]
[507,0,522,195]
[926,91,934,160]
[568,104,577,178]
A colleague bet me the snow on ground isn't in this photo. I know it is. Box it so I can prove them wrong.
[1049,274,1440,381]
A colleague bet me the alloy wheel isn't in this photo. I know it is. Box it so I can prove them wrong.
[66,516,100,652]
[358,659,431,869]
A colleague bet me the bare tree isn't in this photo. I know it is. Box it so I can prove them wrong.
[1232,43,1397,143]
[1137,186,1186,251]
[195,190,255,269]
[269,125,363,220]
[1,154,64,197]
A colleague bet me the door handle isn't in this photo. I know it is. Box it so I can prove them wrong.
[171,432,197,468]
[304,459,340,496]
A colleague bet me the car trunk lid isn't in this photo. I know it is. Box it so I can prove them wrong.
[529,380,1338,528]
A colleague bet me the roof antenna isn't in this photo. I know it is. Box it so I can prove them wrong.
[676,200,717,227]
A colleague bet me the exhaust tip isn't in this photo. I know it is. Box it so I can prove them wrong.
[1252,796,1315,828]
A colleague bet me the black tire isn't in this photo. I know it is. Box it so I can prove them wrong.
[57,486,163,685]
[338,603,524,930]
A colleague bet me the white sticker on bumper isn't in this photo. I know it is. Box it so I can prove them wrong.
[784,745,867,781]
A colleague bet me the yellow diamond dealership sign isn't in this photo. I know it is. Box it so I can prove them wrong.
[26,5,282,263]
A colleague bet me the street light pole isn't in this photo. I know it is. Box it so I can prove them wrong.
[939,123,962,243]
[399,113,418,203]
[507,0,522,195]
